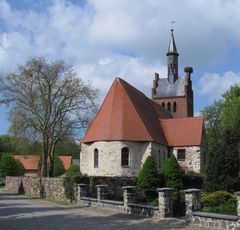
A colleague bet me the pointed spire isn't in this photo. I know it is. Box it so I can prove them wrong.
[167,29,178,55]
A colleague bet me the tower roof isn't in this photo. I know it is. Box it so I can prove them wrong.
[82,78,173,144]
[167,29,178,56]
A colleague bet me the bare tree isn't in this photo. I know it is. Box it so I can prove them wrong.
[0,57,98,177]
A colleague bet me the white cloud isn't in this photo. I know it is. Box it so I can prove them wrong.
[197,71,240,102]
[0,0,240,104]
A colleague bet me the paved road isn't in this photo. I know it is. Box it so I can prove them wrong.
[0,191,191,230]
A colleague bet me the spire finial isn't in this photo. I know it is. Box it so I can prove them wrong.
[171,20,175,31]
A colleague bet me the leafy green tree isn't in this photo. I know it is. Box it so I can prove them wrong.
[160,156,183,190]
[0,153,25,177]
[53,156,65,177]
[65,164,81,177]
[0,135,17,154]
[0,57,98,177]
[137,155,159,189]
[202,85,240,192]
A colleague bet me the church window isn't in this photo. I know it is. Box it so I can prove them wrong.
[162,102,165,108]
[121,147,129,166]
[173,102,177,112]
[94,148,99,168]
[177,149,186,161]
[167,102,171,111]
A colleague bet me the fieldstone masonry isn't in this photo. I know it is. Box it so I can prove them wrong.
[122,186,136,207]
[96,185,108,201]
[157,187,174,218]
[184,189,201,220]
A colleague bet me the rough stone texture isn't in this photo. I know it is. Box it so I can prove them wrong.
[4,176,67,201]
[157,188,174,218]
[3,176,23,193]
[80,141,168,177]
[42,178,66,201]
[235,192,240,218]
[191,213,240,230]
[122,186,136,207]
[185,189,201,220]
[171,146,202,173]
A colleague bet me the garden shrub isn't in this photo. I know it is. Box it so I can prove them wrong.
[0,153,25,177]
[137,155,159,189]
[53,156,65,177]
[65,164,81,177]
[160,156,183,190]
[63,176,76,202]
[182,171,204,189]
[201,190,237,215]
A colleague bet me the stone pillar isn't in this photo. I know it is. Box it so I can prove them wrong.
[96,185,108,202]
[122,186,136,207]
[157,187,175,218]
[185,189,201,220]
[234,191,240,221]
[77,183,88,202]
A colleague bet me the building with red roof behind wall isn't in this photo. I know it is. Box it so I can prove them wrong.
[80,30,207,177]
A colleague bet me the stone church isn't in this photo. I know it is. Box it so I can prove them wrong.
[80,30,207,177]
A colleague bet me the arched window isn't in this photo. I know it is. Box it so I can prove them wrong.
[167,102,171,111]
[121,147,129,166]
[94,148,99,168]
[162,102,165,108]
[173,102,177,112]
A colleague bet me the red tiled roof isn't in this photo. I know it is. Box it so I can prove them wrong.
[59,156,72,170]
[14,155,40,170]
[14,155,72,171]
[160,116,204,146]
[82,78,173,144]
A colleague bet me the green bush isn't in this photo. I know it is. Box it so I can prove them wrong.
[160,156,183,190]
[65,164,81,177]
[53,156,65,177]
[63,176,76,202]
[0,154,25,177]
[137,156,159,189]
[201,190,237,207]
[182,171,204,189]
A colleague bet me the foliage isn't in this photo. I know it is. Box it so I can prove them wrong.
[160,156,183,190]
[0,154,25,177]
[137,156,159,189]
[65,164,81,177]
[53,156,65,177]
[0,135,17,154]
[201,191,237,215]
[202,85,240,192]
[182,171,204,189]
[0,57,98,177]
[63,176,76,202]
[89,176,96,188]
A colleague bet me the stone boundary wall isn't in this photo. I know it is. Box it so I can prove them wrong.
[78,198,159,217]
[4,176,23,193]
[191,212,239,230]
[4,176,66,201]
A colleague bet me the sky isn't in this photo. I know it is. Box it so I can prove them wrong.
[0,0,240,135]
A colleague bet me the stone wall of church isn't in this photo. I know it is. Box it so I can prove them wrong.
[80,141,168,177]
[171,146,202,173]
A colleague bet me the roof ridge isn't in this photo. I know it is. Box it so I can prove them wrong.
[160,116,203,122]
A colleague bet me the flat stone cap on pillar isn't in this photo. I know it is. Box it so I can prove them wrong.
[77,183,88,187]
[234,191,240,196]
[96,184,108,188]
[122,186,136,189]
[157,187,175,192]
[184,189,201,193]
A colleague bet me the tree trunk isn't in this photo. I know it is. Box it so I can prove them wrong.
[48,144,56,177]
[41,137,49,177]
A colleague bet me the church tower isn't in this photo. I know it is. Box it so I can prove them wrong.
[167,29,179,84]
[151,30,194,118]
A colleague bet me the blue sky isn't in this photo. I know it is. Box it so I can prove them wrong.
[0,0,240,135]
